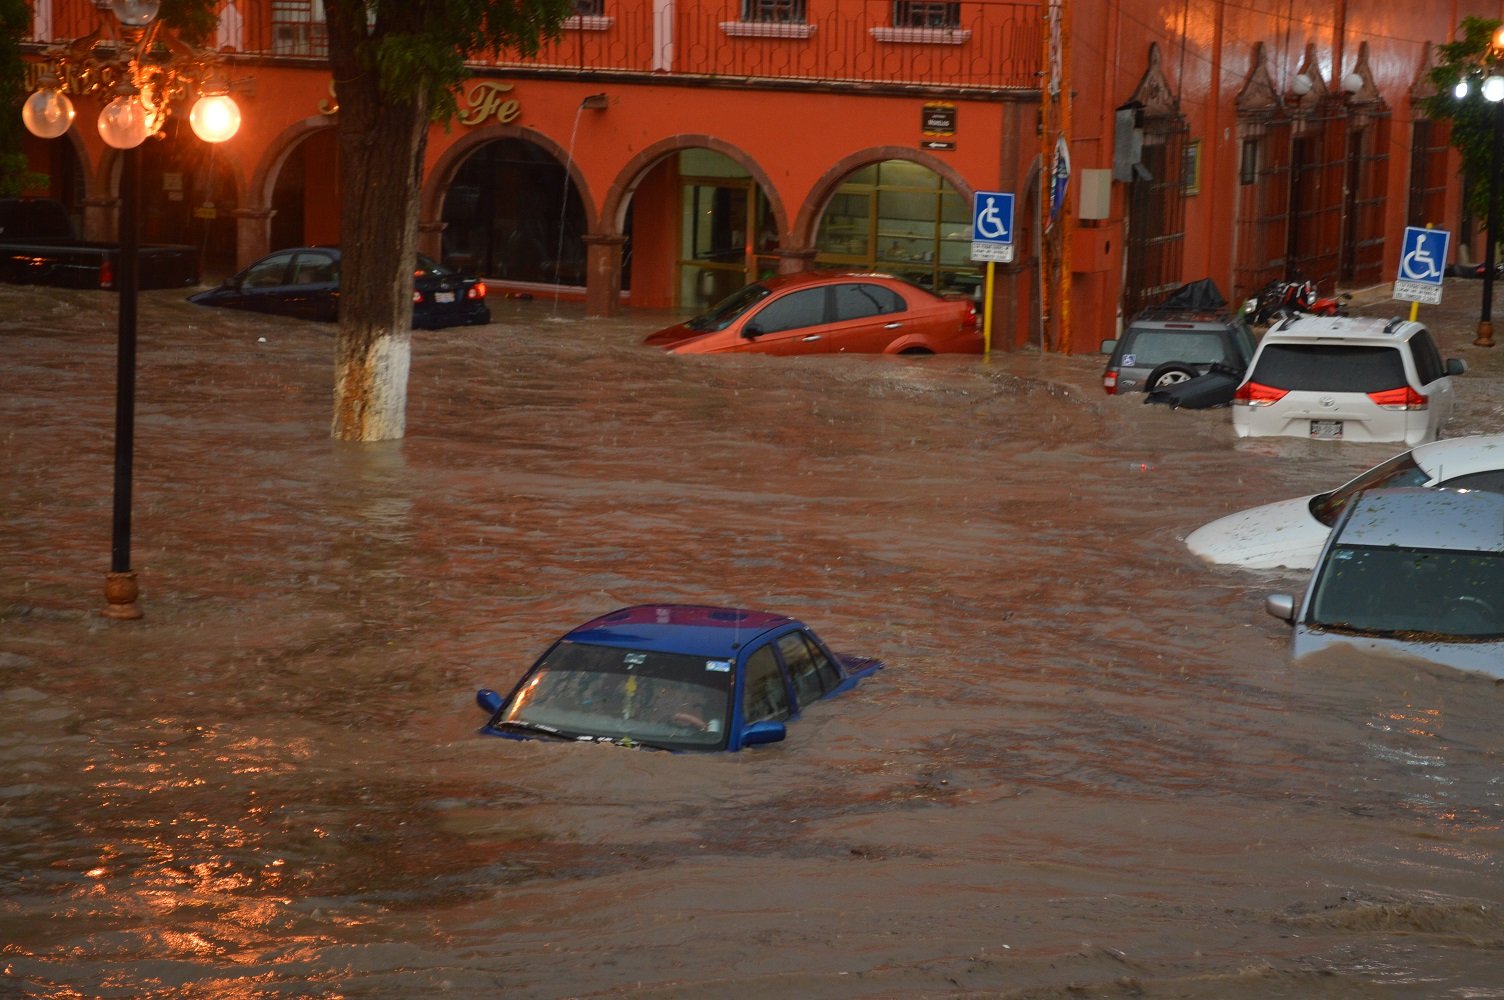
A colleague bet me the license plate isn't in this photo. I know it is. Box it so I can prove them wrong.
[1310,419,1343,439]
[436,291,455,304]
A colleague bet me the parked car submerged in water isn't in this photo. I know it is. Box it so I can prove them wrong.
[1187,434,1504,570]
[475,604,882,752]
[188,247,490,329]
[1265,488,1504,680]
[644,271,981,356]
[1231,315,1464,445]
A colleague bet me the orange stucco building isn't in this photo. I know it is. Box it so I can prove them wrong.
[18,0,1502,352]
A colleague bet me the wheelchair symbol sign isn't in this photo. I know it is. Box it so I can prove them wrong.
[971,191,1014,263]
[1398,227,1449,285]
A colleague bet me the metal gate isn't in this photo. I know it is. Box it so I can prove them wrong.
[1340,111,1389,286]
[1232,118,1291,303]
[1122,117,1188,318]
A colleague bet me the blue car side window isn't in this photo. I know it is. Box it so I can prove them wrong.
[742,645,791,723]
[777,630,839,707]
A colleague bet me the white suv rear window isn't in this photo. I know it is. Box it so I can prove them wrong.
[1249,344,1407,392]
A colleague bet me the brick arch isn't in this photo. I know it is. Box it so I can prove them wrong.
[423,125,599,233]
[795,146,973,248]
[602,134,787,242]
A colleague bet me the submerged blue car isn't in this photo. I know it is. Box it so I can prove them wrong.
[476,604,882,752]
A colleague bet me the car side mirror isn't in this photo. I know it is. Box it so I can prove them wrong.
[1446,358,1467,376]
[1100,339,1116,355]
[742,324,764,340]
[740,720,786,746]
[1264,593,1295,623]
[475,688,504,715]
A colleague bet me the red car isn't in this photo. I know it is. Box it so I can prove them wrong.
[644,271,981,356]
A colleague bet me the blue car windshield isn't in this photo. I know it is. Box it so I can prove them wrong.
[1310,545,1504,638]
[501,641,734,749]
[686,283,773,332]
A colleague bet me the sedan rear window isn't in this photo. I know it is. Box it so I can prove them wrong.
[1250,344,1407,392]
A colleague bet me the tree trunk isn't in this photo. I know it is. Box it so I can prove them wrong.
[326,28,430,442]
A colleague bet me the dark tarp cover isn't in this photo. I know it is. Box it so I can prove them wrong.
[1159,279,1227,311]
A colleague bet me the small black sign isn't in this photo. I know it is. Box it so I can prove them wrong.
[921,140,956,152]
[922,103,956,136]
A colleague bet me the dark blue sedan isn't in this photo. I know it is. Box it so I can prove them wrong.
[188,247,490,329]
[476,604,882,752]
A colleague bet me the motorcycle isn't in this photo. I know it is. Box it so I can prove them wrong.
[1242,277,1351,326]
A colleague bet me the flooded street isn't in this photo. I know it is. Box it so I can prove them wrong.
[4,283,1504,998]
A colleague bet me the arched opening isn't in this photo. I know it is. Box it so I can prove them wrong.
[614,147,779,311]
[439,138,588,288]
[138,119,240,281]
[812,159,977,295]
[268,127,341,253]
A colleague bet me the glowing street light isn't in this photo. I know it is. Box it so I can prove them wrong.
[22,1,244,619]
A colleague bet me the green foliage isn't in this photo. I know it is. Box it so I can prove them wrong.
[1426,16,1504,219]
[159,0,220,48]
[325,0,578,121]
[0,0,44,195]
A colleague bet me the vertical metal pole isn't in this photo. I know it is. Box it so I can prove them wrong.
[104,144,142,619]
[1477,99,1502,348]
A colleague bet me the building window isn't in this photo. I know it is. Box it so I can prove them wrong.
[272,0,327,57]
[574,0,604,16]
[1182,139,1201,195]
[741,0,805,20]
[893,1,960,29]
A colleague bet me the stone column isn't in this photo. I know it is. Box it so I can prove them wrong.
[232,208,275,273]
[418,220,447,264]
[773,247,819,274]
[583,233,628,317]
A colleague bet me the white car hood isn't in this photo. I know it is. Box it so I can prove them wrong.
[1185,495,1331,570]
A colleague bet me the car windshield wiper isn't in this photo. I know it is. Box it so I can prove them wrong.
[491,719,573,740]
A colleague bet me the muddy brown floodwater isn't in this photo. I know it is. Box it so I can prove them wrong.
[3,283,1504,999]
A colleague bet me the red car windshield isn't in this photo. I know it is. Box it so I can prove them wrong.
[686,283,773,332]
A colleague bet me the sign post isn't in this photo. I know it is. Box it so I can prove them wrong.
[971,191,1015,355]
[1393,226,1450,321]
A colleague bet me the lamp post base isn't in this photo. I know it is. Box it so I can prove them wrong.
[103,571,143,620]
[1477,321,1497,348]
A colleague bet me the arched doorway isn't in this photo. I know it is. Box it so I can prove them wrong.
[138,119,240,281]
[268,127,340,253]
[439,138,588,287]
[812,159,977,295]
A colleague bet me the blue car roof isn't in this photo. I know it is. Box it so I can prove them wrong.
[562,604,795,658]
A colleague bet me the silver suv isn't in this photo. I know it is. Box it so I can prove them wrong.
[1099,288,1256,395]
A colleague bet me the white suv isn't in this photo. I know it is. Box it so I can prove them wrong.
[1231,315,1465,445]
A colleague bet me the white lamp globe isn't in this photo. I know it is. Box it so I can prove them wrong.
[22,87,75,139]
[1484,75,1504,103]
[98,94,149,149]
[189,93,241,143]
[1456,79,1471,99]
[110,0,161,27]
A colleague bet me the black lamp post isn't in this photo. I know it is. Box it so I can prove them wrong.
[1479,91,1504,348]
[22,0,243,619]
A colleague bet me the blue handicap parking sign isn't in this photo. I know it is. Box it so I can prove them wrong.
[1398,227,1449,286]
[972,191,1014,244]
[971,191,1014,263]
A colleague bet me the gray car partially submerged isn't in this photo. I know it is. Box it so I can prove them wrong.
[1266,488,1504,679]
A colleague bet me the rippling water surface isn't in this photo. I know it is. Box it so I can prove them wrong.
[3,286,1503,998]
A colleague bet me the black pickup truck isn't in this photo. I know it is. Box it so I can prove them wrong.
[0,198,200,290]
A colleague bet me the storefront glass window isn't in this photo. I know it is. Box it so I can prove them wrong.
[814,159,978,296]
